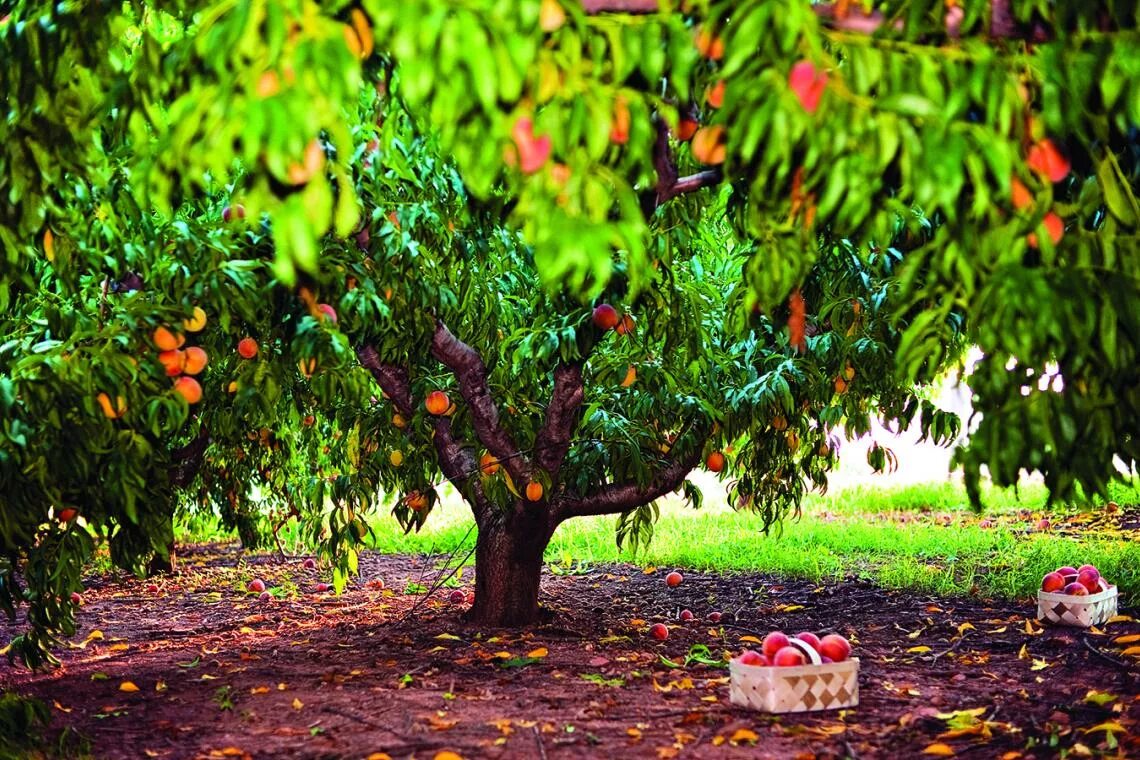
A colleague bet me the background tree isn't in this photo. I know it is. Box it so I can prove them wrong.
[0,0,1137,663]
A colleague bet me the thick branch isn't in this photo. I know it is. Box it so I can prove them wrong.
[357,344,493,522]
[534,363,584,477]
[169,426,210,488]
[558,435,707,521]
[580,0,657,13]
[646,118,724,213]
[430,320,530,485]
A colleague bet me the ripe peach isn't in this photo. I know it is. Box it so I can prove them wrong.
[183,306,208,333]
[1026,138,1070,183]
[620,365,637,388]
[222,204,246,223]
[705,451,725,473]
[1077,564,1099,577]
[405,491,428,511]
[525,481,544,502]
[70,592,83,605]
[248,579,266,593]
[1077,567,1101,593]
[690,125,726,165]
[425,390,450,415]
[979,519,994,529]
[1035,518,1051,531]
[58,508,78,522]
[738,650,767,666]
[158,349,185,376]
[676,118,699,142]
[1010,178,1033,210]
[1027,212,1064,249]
[237,337,258,359]
[389,450,404,467]
[665,571,683,588]
[796,632,821,651]
[173,376,203,404]
[707,611,723,623]
[183,347,208,376]
[615,313,636,335]
[448,589,466,604]
[679,609,694,622]
[761,631,790,659]
[649,623,669,641]
[317,303,338,323]
[1041,571,1066,592]
[818,634,851,662]
[392,413,407,429]
[147,583,159,593]
[314,583,330,593]
[1055,566,1078,576]
[153,326,182,351]
[479,453,500,475]
[592,304,620,330]
[1064,582,1089,596]
[258,591,272,602]
[302,558,317,570]
[510,117,552,174]
[773,646,806,667]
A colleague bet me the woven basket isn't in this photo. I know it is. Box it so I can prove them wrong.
[1037,577,1118,628]
[729,638,859,714]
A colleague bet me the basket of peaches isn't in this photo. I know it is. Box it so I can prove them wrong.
[729,631,858,714]
[1038,563,1118,628]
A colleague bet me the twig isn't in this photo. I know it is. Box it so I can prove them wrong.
[925,633,970,664]
[532,725,549,760]
[399,524,478,622]
[320,705,401,734]
[843,739,860,760]
[1081,634,1135,671]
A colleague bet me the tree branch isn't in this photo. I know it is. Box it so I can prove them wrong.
[534,363,584,478]
[580,0,658,13]
[430,320,530,486]
[168,426,210,488]
[557,433,707,521]
[645,117,724,213]
[357,344,494,523]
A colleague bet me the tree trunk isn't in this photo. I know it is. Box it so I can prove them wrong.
[146,541,177,576]
[469,509,552,626]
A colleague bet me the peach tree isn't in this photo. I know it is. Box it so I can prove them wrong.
[1,0,1138,662]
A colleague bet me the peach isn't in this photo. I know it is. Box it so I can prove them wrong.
[1077,564,1099,577]
[738,650,767,666]
[317,303,338,323]
[1055,566,1078,576]
[525,481,544,502]
[1077,568,1101,593]
[773,646,806,667]
[789,60,828,114]
[1041,571,1066,592]
[761,631,790,659]
[70,592,83,605]
[173,376,202,404]
[259,591,272,602]
[248,579,266,593]
[707,611,723,623]
[182,346,208,376]
[58,508,78,523]
[796,632,821,651]
[479,453,501,475]
[147,583,159,593]
[679,609,694,622]
[302,558,317,570]
[314,583,330,593]
[705,451,725,473]
[818,634,851,662]
[649,623,669,641]
[1026,138,1070,183]
[1064,582,1089,596]
[222,204,246,222]
[592,304,620,330]
[153,326,182,351]
[237,337,258,359]
[1035,518,1051,531]
[425,390,450,415]
[448,590,466,604]
[665,571,683,588]
[183,306,208,333]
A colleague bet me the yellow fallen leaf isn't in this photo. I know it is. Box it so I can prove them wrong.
[738,635,762,644]
[366,754,392,760]
[1112,634,1140,644]
[155,680,167,693]
[1024,619,1042,635]
[907,646,932,653]
[527,647,548,658]
[119,681,140,693]
[250,687,270,695]
[712,736,725,746]
[1017,644,1029,660]
[492,651,512,659]
[434,752,464,760]
[700,695,718,702]
[435,633,462,641]
[1030,658,1050,671]
[1082,721,1127,734]
[629,619,646,627]
[729,728,759,744]
[217,749,247,758]
[1120,646,1140,657]
[957,622,975,635]
[292,698,304,710]
[277,683,287,690]
[643,566,657,574]
[922,743,955,756]
[239,627,255,635]
[108,643,129,652]
[627,727,642,739]
[53,701,72,713]
[1106,615,1134,624]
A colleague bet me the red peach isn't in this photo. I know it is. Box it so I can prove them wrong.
[707,611,723,623]
[302,558,317,570]
[739,650,768,666]
[1064,582,1089,596]
[665,571,683,588]
[762,631,790,659]
[1055,566,1078,576]
[649,623,669,641]
[317,303,338,323]
[818,634,851,662]
[1077,568,1100,593]
[1036,518,1051,531]
[796,632,821,651]
[1041,571,1066,592]
[248,579,266,593]
[70,592,83,605]
[592,304,620,330]
[147,584,159,593]
[773,646,807,667]
[1077,564,1099,577]
[679,609,694,622]
[258,591,272,602]
[448,589,466,604]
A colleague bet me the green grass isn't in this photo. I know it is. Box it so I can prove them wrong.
[180,477,1140,602]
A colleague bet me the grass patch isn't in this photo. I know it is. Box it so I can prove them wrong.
[178,477,1140,603]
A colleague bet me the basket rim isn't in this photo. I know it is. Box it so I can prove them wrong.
[1038,584,1117,604]
[730,655,860,678]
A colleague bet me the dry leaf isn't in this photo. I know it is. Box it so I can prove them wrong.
[1112,634,1140,644]
[923,742,955,755]
[119,681,140,693]
[907,646,932,653]
[527,647,548,658]
[738,635,762,644]
[250,687,270,695]
[434,752,464,760]
[292,698,304,710]
[729,728,759,744]
[366,754,392,760]
[1119,646,1140,657]
[627,727,642,740]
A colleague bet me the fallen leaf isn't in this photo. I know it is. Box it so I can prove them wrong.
[366,754,392,760]
[1030,658,1050,671]
[434,752,464,760]
[435,633,462,641]
[907,646,932,654]
[527,647,548,658]
[957,622,975,635]
[729,728,759,744]
[1107,615,1134,624]
[1084,691,1116,706]
[627,727,642,740]
[1082,721,1127,734]
[923,743,956,755]
[53,701,72,713]
[250,687,270,695]
[1119,646,1140,657]
[1112,634,1140,644]
[119,681,140,693]
[292,698,304,710]
[428,715,458,731]
[738,635,762,644]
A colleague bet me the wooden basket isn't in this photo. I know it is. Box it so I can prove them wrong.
[729,638,859,714]
[1037,577,1118,628]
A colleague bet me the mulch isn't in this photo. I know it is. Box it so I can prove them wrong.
[2,544,1138,759]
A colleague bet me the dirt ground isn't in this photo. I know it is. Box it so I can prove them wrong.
[3,545,1139,760]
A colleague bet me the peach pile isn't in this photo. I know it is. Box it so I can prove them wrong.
[737,630,852,667]
[1041,564,1107,596]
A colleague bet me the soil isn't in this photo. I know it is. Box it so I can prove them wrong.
[3,545,1139,759]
